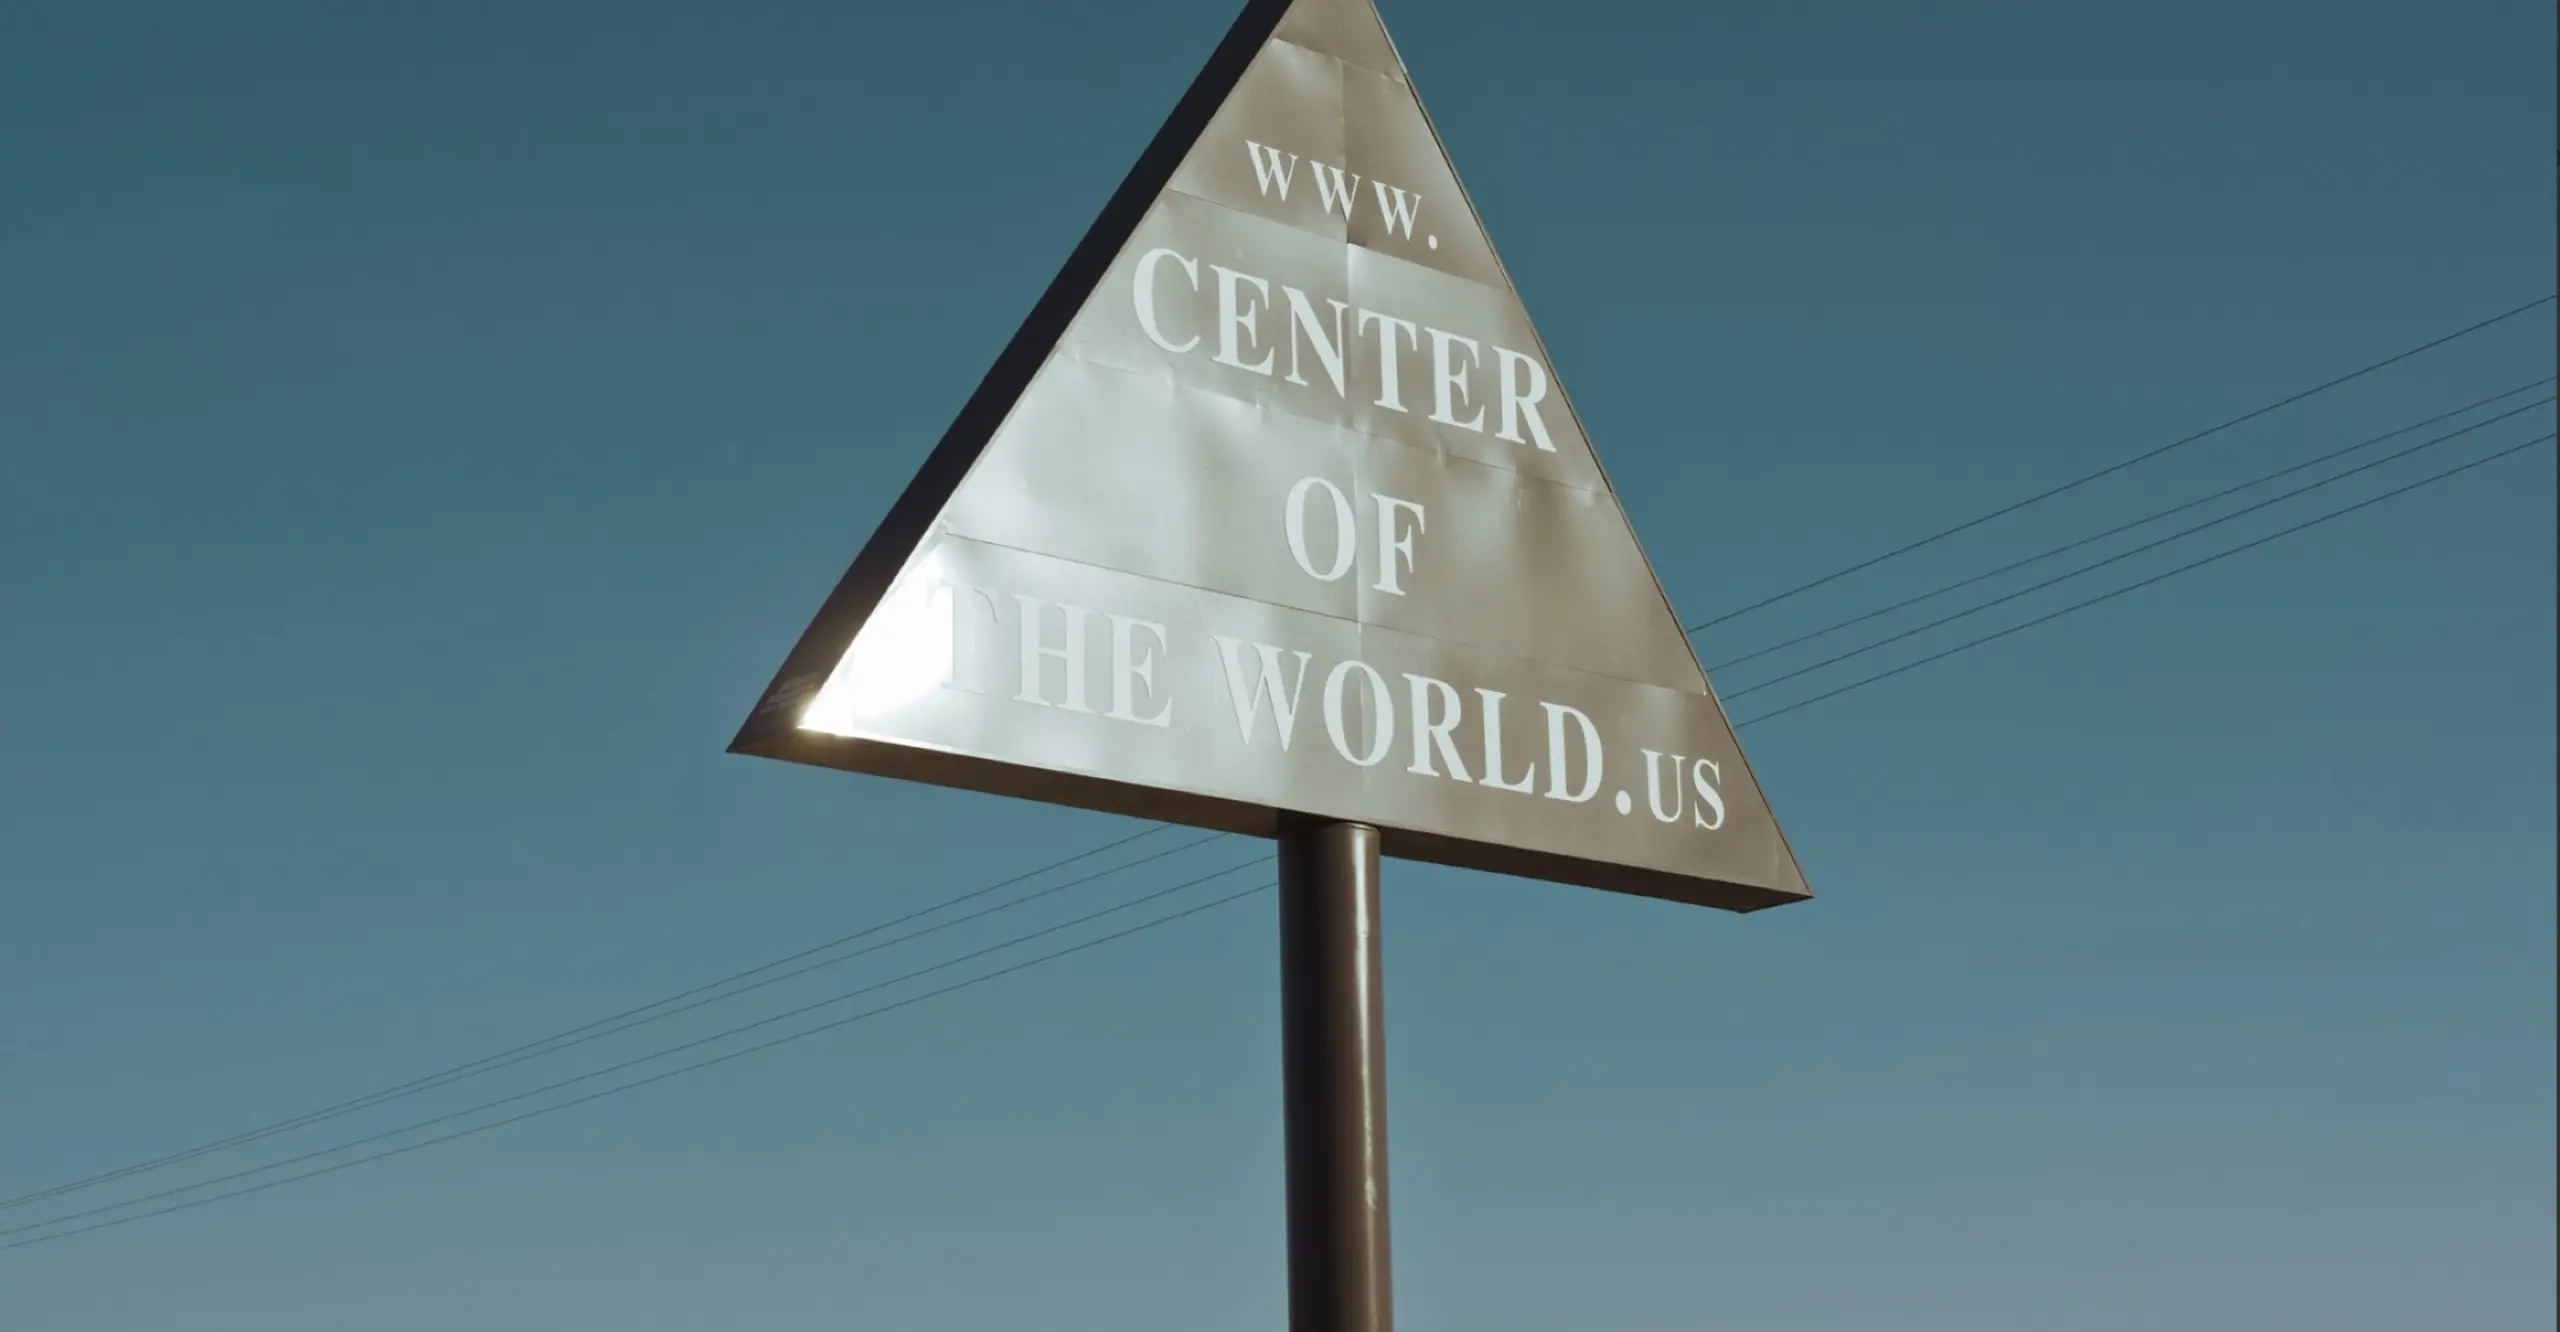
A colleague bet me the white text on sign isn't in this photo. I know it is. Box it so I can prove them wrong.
[1131,247,1559,453]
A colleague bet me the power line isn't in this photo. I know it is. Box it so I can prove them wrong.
[14,397,2554,1252]
[1706,379,2557,675]
[1719,405,2554,702]
[0,879,1278,1254]
[17,830,1233,1193]
[1685,293,2558,634]
[0,856,1275,1247]
[1699,379,2560,676]
[0,821,1215,1215]
[1731,432,2554,729]
[10,430,2545,1252]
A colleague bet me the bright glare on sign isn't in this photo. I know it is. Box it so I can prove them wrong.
[800,551,953,733]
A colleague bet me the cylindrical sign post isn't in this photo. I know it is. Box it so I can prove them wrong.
[1277,817,1394,1332]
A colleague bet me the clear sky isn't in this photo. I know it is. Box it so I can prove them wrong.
[2,1,2552,1329]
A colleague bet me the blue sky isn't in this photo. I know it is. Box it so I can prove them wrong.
[2,1,2552,1329]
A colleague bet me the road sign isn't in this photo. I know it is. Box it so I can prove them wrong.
[731,0,1810,915]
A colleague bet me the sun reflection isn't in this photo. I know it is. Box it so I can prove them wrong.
[799,550,954,735]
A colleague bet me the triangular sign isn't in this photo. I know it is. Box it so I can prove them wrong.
[732,0,1810,912]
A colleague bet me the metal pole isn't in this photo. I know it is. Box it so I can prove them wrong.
[1277,817,1394,1332]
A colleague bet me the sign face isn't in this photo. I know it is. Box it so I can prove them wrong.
[732,0,1811,912]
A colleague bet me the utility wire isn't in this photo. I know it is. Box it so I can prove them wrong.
[20,300,2553,1217]
[13,400,2555,1251]
[1720,403,2554,702]
[0,822,1212,1215]
[1685,293,2557,634]
[10,429,2547,1252]
[0,855,1274,1245]
[1732,433,2554,729]
[0,879,1277,1254]
[1711,389,2558,676]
